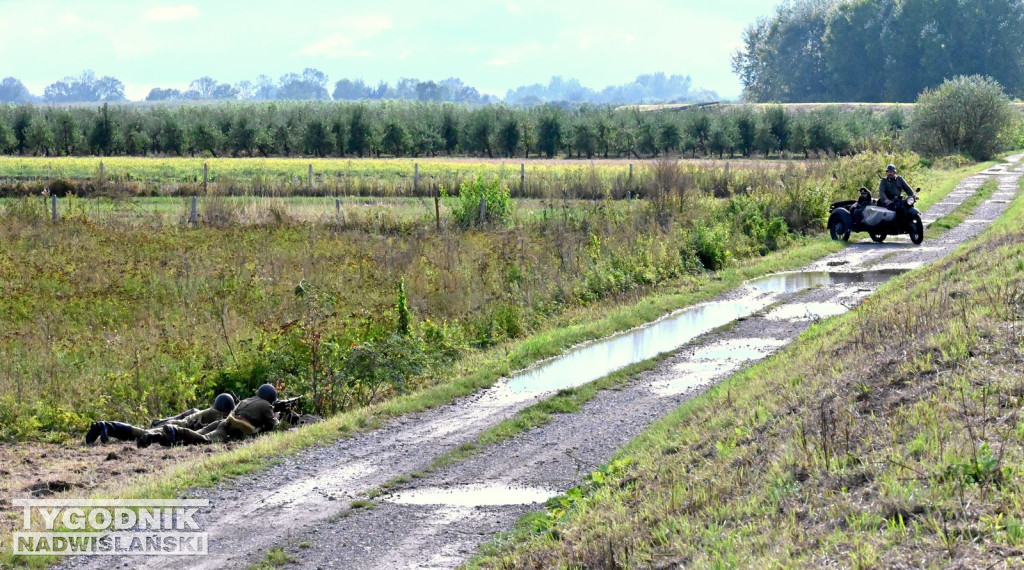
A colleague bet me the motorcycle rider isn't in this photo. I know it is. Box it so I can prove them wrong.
[878,164,914,209]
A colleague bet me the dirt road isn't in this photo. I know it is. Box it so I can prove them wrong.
[61,155,1023,569]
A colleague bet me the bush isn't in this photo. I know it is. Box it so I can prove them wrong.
[908,75,1017,161]
[445,177,514,228]
[689,222,731,271]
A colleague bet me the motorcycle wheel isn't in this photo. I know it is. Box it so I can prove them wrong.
[908,213,924,245]
[870,233,886,243]
[828,218,850,242]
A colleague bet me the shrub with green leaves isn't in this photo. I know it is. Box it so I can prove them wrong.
[689,221,731,271]
[908,75,1018,161]
[445,176,514,228]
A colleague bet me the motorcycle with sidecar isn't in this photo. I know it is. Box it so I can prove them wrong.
[827,187,924,245]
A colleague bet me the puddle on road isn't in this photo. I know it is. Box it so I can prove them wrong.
[506,295,771,393]
[690,338,788,360]
[660,360,742,392]
[766,302,849,321]
[504,269,908,394]
[384,484,558,506]
[745,269,906,294]
[651,338,785,396]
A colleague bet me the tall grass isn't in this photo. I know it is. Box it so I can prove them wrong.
[0,152,934,440]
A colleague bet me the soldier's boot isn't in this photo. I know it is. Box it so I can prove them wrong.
[85,422,108,445]
[87,422,145,445]
[106,422,147,442]
[136,429,163,449]
[164,425,211,446]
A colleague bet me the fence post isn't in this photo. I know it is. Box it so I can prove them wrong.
[308,164,314,187]
[478,197,487,226]
[51,195,58,222]
[414,163,419,194]
[629,163,633,182]
[189,196,198,225]
[335,198,341,214]
[99,161,105,178]
[203,163,209,193]
[520,163,525,194]
[434,194,440,232]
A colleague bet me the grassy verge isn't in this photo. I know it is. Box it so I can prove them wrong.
[468,169,1024,568]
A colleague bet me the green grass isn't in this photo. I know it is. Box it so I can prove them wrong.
[249,547,295,570]
[467,163,1024,569]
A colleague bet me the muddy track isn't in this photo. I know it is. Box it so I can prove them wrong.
[61,155,1023,570]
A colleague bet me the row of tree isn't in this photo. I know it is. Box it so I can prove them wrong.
[733,0,1024,102]
[0,71,717,106]
[0,100,902,160]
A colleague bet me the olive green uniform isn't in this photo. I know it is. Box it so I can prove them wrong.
[878,175,913,203]
[163,407,228,431]
[164,396,278,446]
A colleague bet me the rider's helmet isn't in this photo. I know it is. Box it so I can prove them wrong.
[256,383,277,403]
[213,393,235,413]
[886,164,897,173]
[857,187,872,205]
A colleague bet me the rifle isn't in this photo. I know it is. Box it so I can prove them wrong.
[273,396,303,425]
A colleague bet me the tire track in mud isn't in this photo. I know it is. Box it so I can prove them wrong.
[60,155,1023,570]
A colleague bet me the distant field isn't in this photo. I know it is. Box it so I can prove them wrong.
[0,156,804,200]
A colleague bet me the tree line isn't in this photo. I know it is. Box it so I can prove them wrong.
[0,70,715,107]
[0,100,904,160]
[732,0,1024,102]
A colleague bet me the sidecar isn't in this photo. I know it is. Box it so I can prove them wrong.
[827,191,924,245]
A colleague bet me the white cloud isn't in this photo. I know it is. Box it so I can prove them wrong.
[342,15,392,38]
[60,13,82,25]
[299,34,370,58]
[145,5,199,22]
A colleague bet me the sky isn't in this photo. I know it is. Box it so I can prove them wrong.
[0,0,780,101]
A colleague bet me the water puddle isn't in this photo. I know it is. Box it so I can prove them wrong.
[383,484,558,506]
[690,338,788,360]
[651,338,785,396]
[503,270,906,394]
[745,269,906,293]
[506,295,771,393]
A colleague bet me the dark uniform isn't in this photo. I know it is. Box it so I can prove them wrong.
[88,394,234,446]
[878,173,914,206]
[202,396,278,443]
[158,387,279,447]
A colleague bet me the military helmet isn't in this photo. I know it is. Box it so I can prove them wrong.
[256,383,277,403]
[886,164,897,172]
[213,393,235,413]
